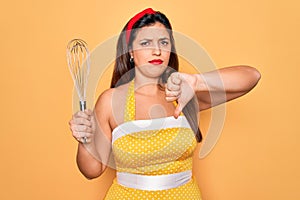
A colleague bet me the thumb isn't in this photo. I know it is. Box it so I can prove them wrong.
[174,102,184,119]
[85,109,93,116]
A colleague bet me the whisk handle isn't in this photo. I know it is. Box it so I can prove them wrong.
[79,100,88,143]
[79,101,86,111]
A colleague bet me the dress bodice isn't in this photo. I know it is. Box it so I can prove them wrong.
[111,80,197,175]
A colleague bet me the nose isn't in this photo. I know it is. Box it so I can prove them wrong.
[152,42,161,56]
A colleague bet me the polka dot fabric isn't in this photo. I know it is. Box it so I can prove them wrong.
[105,177,201,199]
[113,127,196,175]
[104,80,202,199]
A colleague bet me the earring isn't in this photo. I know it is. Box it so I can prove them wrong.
[130,56,134,63]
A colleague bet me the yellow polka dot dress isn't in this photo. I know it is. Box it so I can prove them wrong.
[104,80,202,199]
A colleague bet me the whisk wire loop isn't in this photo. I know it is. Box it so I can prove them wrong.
[66,39,90,110]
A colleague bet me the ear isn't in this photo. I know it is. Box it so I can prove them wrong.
[129,50,133,58]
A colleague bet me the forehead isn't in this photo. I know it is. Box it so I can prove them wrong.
[135,22,170,39]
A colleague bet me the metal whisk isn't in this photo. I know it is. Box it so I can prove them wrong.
[66,39,91,111]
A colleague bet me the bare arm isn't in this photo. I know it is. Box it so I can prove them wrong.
[69,89,113,179]
[195,65,261,110]
[76,141,103,179]
[165,65,261,117]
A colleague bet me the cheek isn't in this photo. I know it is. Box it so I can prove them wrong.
[133,51,143,63]
[163,52,171,65]
[134,50,151,65]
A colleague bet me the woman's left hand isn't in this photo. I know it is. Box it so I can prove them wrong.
[165,72,198,118]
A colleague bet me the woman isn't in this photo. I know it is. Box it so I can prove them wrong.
[69,8,261,199]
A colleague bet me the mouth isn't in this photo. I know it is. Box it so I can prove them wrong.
[148,59,163,65]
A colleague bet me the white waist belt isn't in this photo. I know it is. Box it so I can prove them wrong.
[117,170,192,191]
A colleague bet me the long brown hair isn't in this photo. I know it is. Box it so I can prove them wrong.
[110,11,202,142]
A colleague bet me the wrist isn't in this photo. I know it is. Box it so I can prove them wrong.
[194,74,206,92]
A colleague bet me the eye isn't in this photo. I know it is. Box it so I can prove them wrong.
[140,41,150,46]
[160,40,169,46]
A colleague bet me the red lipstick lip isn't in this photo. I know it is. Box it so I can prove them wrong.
[149,59,163,64]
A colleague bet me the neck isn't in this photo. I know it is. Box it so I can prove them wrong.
[134,76,162,96]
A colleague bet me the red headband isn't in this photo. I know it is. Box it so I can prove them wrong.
[126,8,156,44]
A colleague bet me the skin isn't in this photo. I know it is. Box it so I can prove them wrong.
[69,22,261,179]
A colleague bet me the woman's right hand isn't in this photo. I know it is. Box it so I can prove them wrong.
[68,109,96,144]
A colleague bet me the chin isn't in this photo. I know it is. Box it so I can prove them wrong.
[137,64,167,78]
[146,67,167,78]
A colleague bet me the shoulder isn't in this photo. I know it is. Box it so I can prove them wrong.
[94,83,130,119]
[95,88,114,112]
[95,83,129,106]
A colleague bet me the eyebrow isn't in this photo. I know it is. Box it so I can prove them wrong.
[159,37,170,40]
[138,37,170,41]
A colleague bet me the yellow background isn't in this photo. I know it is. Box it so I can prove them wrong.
[1,0,300,199]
